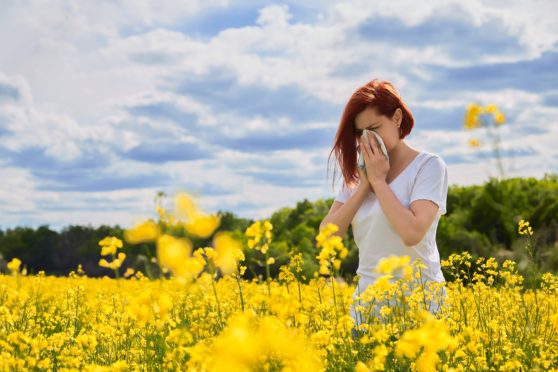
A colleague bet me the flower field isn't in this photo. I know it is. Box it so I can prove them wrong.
[1,194,557,371]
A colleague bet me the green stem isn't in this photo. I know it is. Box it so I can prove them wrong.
[331,272,339,326]
[264,241,271,296]
[211,272,224,329]
[235,267,245,312]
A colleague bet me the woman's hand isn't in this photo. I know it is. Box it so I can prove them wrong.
[359,131,390,186]
[357,167,372,193]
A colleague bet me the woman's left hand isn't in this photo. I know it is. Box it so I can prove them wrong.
[359,131,390,186]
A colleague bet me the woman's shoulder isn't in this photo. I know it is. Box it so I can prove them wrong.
[417,151,447,168]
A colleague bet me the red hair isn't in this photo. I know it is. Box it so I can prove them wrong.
[326,79,415,192]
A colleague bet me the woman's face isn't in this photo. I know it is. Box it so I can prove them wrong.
[354,106,402,153]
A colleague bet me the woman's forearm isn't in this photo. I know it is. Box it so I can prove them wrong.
[320,185,370,237]
[371,180,417,246]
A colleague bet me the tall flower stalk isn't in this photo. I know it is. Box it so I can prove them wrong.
[464,103,507,180]
[245,220,275,295]
[315,223,349,325]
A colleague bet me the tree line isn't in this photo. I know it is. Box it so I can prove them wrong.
[1,174,557,282]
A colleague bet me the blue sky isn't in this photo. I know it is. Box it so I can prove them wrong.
[0,0,557,230]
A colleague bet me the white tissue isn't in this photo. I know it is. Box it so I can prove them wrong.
[357,129,389,173]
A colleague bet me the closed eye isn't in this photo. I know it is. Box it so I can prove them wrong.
[355,127,378,135]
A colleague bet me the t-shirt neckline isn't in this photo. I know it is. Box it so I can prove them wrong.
[386,151,425,186]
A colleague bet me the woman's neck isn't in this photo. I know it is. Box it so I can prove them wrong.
[388,140,414,165]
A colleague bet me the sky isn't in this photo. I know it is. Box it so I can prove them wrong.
[0,0,557,231]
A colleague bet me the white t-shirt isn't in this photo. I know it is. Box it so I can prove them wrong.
[334,151,448,283]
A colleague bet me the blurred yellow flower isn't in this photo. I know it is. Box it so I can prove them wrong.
[484,104,506,126]
[184,213,220,238]
[124,219,160,244]
[7,257,22,273]
[213,231,244,275]
[98,236,126,272]
[156,234,193,279]
[130,291,173,325]
[175,193,201,221]
[468,138,481,147]
[99,236,123,256]
[319,265,330,275]
[99,236,123,249]
[98,255,125,270]
[263,220,273,240]
[464,103,484,130]
[494,111,506,126]
[186,311,322,370]
[395,311,456,370]
[375,255,411,275]
[123,268,135,278]
[76,334,98,351]
[101,244,117,256]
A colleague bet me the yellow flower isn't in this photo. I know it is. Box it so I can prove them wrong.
[123,268,135,278]
[245,221,262,241]
[263,220,273,240]
[175,193,201,221]
[153,293,173,321]
[355,361,371,372]
[416,351,440,372]
[186,311,322,370]
[333,259,341,271]
[98,258,108,267]
[245,220,273,251]
[319,265,330,275]
[99,236,124,260]
[7,258,22,273]
[375,255,411,275]
[124,219,160,244]
[395,312,455,370]
[184,213,220,238]
[98,253,125,270]
[101,244,117,256]
[156,205,165,220]
[76,334,98,351]
[494,111,506,126]
[518,219,534,236]
[156,234,194,278]
[484,104,498,113]
[99,236,123,249]
[267,257,275,265]
[468,138,481,147]
[464,103,484,130]
[315,223,347,277]
[213,231,244,275]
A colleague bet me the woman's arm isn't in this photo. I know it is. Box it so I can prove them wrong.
[319,183,371,238]
[370,180,438,246]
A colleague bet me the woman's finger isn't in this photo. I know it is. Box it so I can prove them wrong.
[361,138,371,159]
[367,132,378,155]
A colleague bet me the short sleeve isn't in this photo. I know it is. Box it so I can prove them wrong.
[334,181,351,204]
[410,155,448,215]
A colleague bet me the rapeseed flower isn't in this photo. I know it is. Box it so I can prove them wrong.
[518,219,534,236]
[7,257,22,273]
[464,103,483,130]
[124,219,160,244]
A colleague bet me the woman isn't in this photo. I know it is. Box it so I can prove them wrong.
[320,79,449,331]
